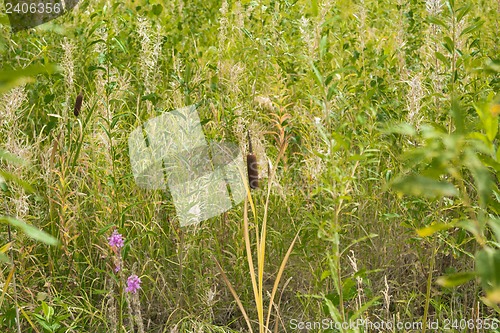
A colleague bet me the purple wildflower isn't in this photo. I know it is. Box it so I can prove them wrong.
[108,230,125,249]
[126,274,141,294]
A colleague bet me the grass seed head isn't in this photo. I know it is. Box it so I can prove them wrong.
[247,130,259,189]
[74,91,83,117]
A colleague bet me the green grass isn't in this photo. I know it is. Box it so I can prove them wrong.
[1,0,500,332]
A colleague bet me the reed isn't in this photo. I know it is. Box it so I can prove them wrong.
[215,119,298,333]
[73,91,83,117]
[246,130,259,189]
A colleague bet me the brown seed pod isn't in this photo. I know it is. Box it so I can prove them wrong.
[247,130,258,189]
[74,91,83,117]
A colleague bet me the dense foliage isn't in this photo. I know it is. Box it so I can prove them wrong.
[0,0,499,332]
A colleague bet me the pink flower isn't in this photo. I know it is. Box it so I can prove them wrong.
[108,230,125,249]
[126,275,141,294]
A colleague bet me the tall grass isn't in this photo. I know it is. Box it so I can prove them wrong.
[215,112,300,333]
[0,0,499,331]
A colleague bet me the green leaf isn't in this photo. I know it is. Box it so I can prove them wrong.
[0,170,35,193]
[417,223,453,237]
[474,103,498,142]
[0,216,59,246]
[34,315,52,330]
[327,84,337,100]
[456,3,472,22]
[350,297,380,321]
[468,131,490,146]
[443,36,455,54]
[435,51,450,66]
[310,62,323,86]
[91,289,111,295]
[341,233,378,256]
[427,16,447,28]
[323,297,342,322]
[477,154,500,172]
[456,219,483,240]
[436,272,476,287]
[0,240,10,262]
[320,270,331,281]
[464,150,493,205]
[0,15,10,26]
[310,0,319,16]
[484,59,500,74]
[342,277,357,301]
[391,175,458,198]
[0,150,27,166]
[0,64,60,95]
[460,20,485,37]
[488,218,500,244]
[476,248,500,303]
[319,35,328,59]
[381,122,417,136]
[112,37,127,53]
[152,4,163,15]
[0,242,12,254]
[0,252,9,263]
[451,98,465,134]
[42,301,50,319]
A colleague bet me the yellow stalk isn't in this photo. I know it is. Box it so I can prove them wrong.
[221,141,291,333]
[265,230,300,330]
[258,145,287,332]
[0,264,15,309]
[244,195,263,331]
[19,303,40,332]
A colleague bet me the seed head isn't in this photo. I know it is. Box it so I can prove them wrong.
[247,130,259,189]
[74,91,83,117]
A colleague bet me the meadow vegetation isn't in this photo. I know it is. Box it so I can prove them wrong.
[0,0,500,332]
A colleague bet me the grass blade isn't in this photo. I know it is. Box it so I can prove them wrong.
[213,257,254,333]
[265,229,300,330]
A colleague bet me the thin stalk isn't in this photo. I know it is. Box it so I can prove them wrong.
[243,195,260,331]
[264,230,300,329]
[422,241,438,333]
[116,258,129,333]
[258,145,287,332]
[178,228,184,310]
[213,257,254,333]
[7,225,21,333]
[336,245,344,324]
[333,160,360,324]
[220,137,289,333]
[449,1,456,133]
